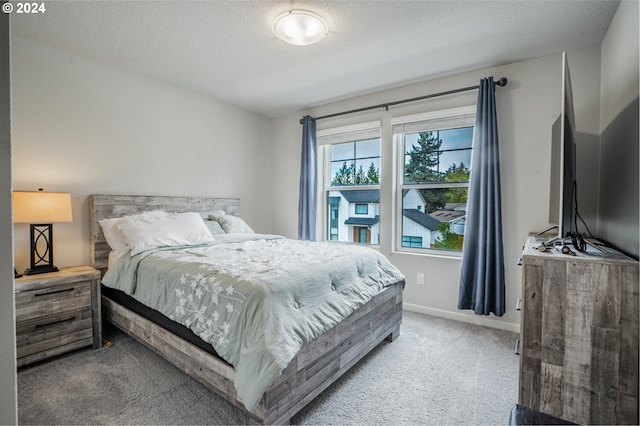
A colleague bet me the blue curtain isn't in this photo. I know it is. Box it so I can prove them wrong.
[298,115,317,240]
[458,77,505,316]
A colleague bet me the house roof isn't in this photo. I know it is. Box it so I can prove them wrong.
[403,209,441,231]
[444,203,466,211]
[345,216,380,226]
[429,209,466,222]
[340,190,380,203]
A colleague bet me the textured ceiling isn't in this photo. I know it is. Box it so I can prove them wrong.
[10,0,619,117]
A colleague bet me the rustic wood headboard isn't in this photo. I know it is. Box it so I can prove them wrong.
[90,194,240,276]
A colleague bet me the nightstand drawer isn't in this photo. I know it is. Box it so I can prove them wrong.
[16,308,94,363]
[14,265,102,367]
[15,281,92,323]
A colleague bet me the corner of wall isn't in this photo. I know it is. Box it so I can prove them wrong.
[1,11,18,425]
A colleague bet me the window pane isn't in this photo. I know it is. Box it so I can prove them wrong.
[440,127,473,151]
[327,190,379,245]
[355,139,380,158]
[439,150,471,182]
[331,142,354,161]
[330,139,381,186]
[355,204,368,214]
[401,187,468,250]
[354,158,381,184]
[403,127,473,184]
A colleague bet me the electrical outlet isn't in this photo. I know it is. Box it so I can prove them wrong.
[416,273,425,285]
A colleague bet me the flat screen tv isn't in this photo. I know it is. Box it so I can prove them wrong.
[548,52,576,239]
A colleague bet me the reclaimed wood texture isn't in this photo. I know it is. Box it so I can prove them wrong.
[15,265,102,367]
[90,194,240,276]
[519,234,639,425]
[91,194,404,425]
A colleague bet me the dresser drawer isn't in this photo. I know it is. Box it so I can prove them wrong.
[15,281,92,323]
[16,308,94,365]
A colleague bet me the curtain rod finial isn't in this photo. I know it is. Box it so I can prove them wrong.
[496,77,508,87]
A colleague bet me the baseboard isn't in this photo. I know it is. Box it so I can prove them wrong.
[403,303,521,333]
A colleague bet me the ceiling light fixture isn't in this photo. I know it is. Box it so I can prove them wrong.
[272,10,328,46]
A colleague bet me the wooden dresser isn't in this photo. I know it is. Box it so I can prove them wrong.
[518,234,638,425]
[15,265,102,367]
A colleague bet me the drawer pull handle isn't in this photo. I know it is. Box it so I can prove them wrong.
[34,287,74,297]
[514,338,520,355]
[34,317,77,330]
[515,298,522,311]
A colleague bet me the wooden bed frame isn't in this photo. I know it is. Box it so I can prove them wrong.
[90,194,404,425]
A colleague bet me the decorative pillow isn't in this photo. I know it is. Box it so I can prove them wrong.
[118,211,216,255]
[99,210,168,251]
[203,218,225,235]
[197,210,226,218]
[108,249,129,268]
[209,214,254,234]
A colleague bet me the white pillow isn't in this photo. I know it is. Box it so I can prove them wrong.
[99,210,168,251]
[118,211,216,255]
[209,214,254,234]
[203,218,225,235]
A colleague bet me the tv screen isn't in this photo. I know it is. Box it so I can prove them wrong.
[548,52,576,239]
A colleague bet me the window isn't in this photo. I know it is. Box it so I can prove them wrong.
[355,204,368,214]
[392,106,476,253]
[402,236,422,248]
[318,122,381,246]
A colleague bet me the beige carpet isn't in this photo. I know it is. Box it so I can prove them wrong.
[18,310,519,425]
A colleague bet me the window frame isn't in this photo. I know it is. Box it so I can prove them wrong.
[317,121,382,247]
[392,106,476,257]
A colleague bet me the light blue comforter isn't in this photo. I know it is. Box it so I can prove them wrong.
[102,233,404,411]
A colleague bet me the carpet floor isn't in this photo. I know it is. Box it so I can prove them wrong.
[18,310,519,425]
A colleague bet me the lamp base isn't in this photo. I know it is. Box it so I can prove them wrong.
[24,265,59,276]
[27,223,58,276]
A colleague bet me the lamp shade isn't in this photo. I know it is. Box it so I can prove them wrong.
[13,191,73,223]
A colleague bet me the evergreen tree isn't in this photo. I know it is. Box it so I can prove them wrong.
[366,162,380,184]
[332,161,380,185]
[404,131,442,183]
[419,188,448,213]
[355,165,366,184]
[332,162,354,185]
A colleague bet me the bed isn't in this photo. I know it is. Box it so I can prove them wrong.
[90,194,405,425]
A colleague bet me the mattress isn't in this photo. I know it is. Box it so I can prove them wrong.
[101,285,224,361]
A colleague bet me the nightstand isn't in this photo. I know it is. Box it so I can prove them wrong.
[15,265,102,367]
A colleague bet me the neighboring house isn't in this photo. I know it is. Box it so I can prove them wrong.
[402,189,438,248]
[328,189,380,244]
[429,203,467,236]
[402,208,440,248]
[329,188,467,248]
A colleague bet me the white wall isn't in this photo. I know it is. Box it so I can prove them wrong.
[597,0,639,258]
[0,12,17,425]
[11,37,274,272]
[272,46,603,332]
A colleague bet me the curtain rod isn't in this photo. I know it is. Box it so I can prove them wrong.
[300,77,508,124]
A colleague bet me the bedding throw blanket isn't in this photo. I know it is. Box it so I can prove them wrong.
[102,234,404,411]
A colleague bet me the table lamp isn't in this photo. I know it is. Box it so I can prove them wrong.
[13,189,73,275]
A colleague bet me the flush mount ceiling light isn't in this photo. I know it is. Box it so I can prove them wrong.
[272,10,328,46]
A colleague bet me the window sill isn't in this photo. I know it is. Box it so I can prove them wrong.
[391,248,463,260]
[325,240,381,250]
